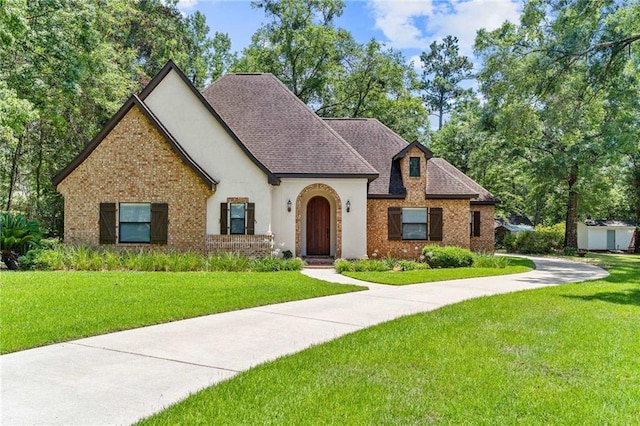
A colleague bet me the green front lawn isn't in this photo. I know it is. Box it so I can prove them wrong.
[0,271,364,353]
[343,256,534,285]
[138,254,640,425]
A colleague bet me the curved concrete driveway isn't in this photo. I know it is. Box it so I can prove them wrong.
[1,256,607,425]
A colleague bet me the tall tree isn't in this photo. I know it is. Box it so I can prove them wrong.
[317,39,429,141]
[0,0,228,234]
[475,0,639,248]
[237,0,351,104]
[420,35,473,130]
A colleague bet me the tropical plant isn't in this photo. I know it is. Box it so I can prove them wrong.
[0,212,42,270]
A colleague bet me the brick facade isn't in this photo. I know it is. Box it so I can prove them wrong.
[366,146,493,259]
[57,105,213,251]
[469,204,496,252]
[367,198,471,259]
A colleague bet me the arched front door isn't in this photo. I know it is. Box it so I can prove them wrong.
[306,196,330,255]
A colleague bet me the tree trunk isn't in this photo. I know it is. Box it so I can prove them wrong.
[6,137,24,212]
[564,163,579,249]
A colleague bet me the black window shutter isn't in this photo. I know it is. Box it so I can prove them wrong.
[150,203,168,244]
[220,203,228,235]
[246,203,255,235]
[99,203,116,244]
[473,210,481,237]
[388,207,402,240]
[429,208,443,241]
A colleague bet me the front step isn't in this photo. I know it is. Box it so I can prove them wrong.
[303,256,335,268]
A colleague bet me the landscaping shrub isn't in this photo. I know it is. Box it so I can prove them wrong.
[252,256,304,271]
[17,246,303,272]
[422,245,474,268]
[335,257,429,273]
[505,223,565,254]
[472,253,509,268]
[207,253,252,271]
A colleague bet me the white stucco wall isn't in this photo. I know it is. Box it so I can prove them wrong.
[577,223,634,250]
[144,70,272,234]
[272,178,369,259]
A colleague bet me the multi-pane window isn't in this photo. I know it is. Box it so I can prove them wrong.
[221,202,255,235]
[229,203,246,234]
[409,157,420,177]
[119,203,151,243]
[388,207,442,241]
[402,208,427,240]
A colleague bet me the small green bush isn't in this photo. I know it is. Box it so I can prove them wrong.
[422,245,474,268]
[397,259,429,271]
[473,254,509,268]
[252,256,304,272]
[335,257,429,273]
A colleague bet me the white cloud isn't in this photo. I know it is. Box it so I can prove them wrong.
[368,0,521,57]
[175,0,200,11]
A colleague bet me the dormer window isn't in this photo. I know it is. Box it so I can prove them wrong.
[409,157,420,177]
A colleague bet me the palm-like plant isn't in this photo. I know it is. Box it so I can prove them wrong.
[1,213,42,270]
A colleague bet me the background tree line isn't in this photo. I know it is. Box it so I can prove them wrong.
[1,0,638,249]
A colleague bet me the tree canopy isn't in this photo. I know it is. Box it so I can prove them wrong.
[2,0,638,251]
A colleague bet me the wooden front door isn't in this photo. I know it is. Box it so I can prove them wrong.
[306,196,330,255]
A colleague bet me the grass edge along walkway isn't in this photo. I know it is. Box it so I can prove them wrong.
[137,254,639,425]
[342,256,534,285]
[0,271,365,354]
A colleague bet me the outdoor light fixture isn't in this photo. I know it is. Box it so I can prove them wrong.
[287,199,292,212]
[346,200,351,213]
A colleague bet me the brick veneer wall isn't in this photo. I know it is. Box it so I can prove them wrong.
[366,147,475,259]
[470,204,496,253]
[57,105,213,251]
[367,198,471,259]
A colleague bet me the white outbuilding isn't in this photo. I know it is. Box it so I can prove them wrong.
[577,219,636,251]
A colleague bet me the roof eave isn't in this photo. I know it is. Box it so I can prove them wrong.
[275,172,379,182]
[367,193,407,199]
[426,193,479,200]
[471,199,500,205]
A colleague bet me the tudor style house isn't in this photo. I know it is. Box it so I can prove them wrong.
[53,61,497,260]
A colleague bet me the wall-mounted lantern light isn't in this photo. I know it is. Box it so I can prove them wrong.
[287,199,292,212]
[346,200,351,213]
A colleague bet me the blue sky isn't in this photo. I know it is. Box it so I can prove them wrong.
[178,0,523,70]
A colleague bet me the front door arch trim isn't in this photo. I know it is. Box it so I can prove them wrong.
[295,183,342,258]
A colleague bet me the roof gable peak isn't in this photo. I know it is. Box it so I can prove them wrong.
[393,140,434,161]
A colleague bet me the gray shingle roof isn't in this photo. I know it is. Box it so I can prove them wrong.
[201,74,378,178]
[324,118,407,195]
[324,118,497,202]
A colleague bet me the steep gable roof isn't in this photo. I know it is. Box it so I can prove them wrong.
[201,74,378,179]
[52,95,217,188]
[324,118,497,203]
[140,60,279,185]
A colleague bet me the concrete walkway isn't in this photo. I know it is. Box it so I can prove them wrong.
[1,256,607,425]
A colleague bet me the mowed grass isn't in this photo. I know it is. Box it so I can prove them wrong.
[0,271,364,353]
[138,254,640,425]
[343,256,534,285]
